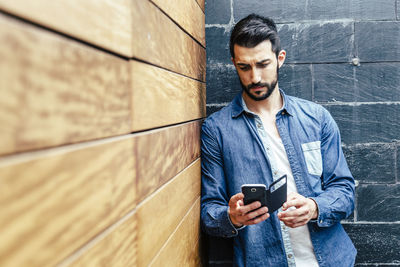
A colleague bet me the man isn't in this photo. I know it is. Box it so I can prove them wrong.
[201,14,357,267]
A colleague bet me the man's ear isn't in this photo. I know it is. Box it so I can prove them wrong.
[277,50,286,68]
[231,57,236,67]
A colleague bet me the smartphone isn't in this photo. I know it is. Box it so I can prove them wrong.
[241,184,267,206]
[241,175,287,214]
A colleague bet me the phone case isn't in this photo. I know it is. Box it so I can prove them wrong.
[242,184,267,206]
[266,175,287,213]
[241,174,287,214]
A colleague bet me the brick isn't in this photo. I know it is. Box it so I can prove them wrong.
[356,184,400,221]
[343,144,396,184]
[206,63,241,104]
[279,64,312,101]
[314,63,400,103]
[356,63,400,102]
[309,0,396,20]
[343,223,400,264]
[206,104,226,116]
[278,22,353,63]
[206,0,231,25]
[344,223,400,264]
[313,64,355,102]
[325,103,400,144]
[233,0,307,23]
[206,26,231,65]
[232,0,395,22]
[355,22,400,62]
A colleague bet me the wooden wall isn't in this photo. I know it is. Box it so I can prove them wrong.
[0,1,205,266]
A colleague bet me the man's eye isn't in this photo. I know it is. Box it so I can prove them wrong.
[239,66,250,71]
[257,64,268,68]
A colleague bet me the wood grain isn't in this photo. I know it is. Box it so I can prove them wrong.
[136,120,201,203]
[0,14,131,156]
[67,212,137,267]
[150,0,205,46]
[131,60,206,131]
[0,0,132,56]
[149,198,201,267]
[137,160,201,266]
[132,0,206,81]
[195,0,205,12]
[0,138,136,267]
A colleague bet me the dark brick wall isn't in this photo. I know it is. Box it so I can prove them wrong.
[205,0,400,266]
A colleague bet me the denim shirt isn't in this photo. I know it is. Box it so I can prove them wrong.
[201,90,357,267]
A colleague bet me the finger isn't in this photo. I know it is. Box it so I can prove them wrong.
[229,193,244,209]
[246,212,270,225]
[240,201,262,214]
[280,215,305,225]
[243,206,268,221]
[282,198,306,210]
[243,207,269,224]
[279,207,309,221]
[283,217,309,228]
[232,206,266,226]
[286,192,299,201]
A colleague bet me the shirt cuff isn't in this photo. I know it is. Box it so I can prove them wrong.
[226,209,246,232]
[308,196,334,227]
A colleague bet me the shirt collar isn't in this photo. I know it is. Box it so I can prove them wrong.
[231,89,293,118]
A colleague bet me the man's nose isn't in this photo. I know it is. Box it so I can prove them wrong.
[250,68,261,84]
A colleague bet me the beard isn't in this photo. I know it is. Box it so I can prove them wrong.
[240,66,279,101]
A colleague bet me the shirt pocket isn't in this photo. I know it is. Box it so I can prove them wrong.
[301,141,322,176]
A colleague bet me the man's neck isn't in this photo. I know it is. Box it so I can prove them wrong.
[242,86,283,116]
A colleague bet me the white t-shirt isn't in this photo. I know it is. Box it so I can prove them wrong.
[264,128,319,267]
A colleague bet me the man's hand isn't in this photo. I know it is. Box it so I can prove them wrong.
[278,192,318,228]
[228,193,270,227]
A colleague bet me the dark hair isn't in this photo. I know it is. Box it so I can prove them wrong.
[229,14,281,58]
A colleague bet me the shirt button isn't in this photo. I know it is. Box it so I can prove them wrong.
[288,254,293,259]
[273,171,277,175]
[257,123,262,128]
[232,230,236,234]
[320,219,323,223]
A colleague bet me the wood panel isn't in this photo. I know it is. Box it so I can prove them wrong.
[149,198,201,267]
[0,137,136,267]
[0,14,131,156]
[196,0,205,12]
[136,120,201,203]
[131,0,206,81]
[131,60,206,131]
[137,160,201,266]
[66,212,137,267]
[0,0,132,56]
[150,0,205,46]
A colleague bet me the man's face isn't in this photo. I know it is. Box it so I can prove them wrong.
[232,40,285,101]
